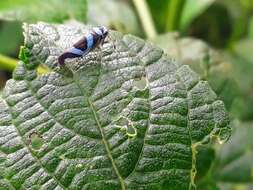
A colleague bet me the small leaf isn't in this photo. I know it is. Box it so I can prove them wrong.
[0,0,87,23]
[0,22,230,189]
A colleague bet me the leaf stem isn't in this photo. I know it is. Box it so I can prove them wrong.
[0,53,48,74]
[0,54,18,72]
[166,0,186,31]
[132,0,157,39]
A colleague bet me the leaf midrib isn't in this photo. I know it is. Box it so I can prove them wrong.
[73,76,126,190]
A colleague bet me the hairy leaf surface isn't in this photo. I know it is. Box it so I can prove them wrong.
[0,22,230,190]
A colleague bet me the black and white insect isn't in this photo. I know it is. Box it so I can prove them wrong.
[58,26,109,66]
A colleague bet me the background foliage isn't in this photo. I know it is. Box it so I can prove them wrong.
[0,0,252,189]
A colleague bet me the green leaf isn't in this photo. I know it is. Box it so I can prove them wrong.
[0,21,23,55]
[196,122,253,190]
[87,0,141,36]
[165,0,186,32]
[215,122,253,184]
[0,0,87,23]
[249,16,253,38]
[180,0,215,31]
[220,0,253,44]
[146,0,170,33]
[0,22,230,189]
[147,0,186,32]
[196,145,215,180]
[198,181,220,190]
[228,39,253,120]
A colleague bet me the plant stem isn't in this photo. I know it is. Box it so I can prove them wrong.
[132,0,157,39]
[0,54,17,72]
[0,54,48,74]
[166,0,186,31]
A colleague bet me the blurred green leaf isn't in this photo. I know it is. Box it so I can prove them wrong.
[0,0,87,23]
[248,16,253,38]
[215,122,253,183]
[219,183,253,190]
[220,0,253,44]
[146,0,170,33]
[233,39,253,63]
[152,33,240,111]
[197,122,253,190]
[166,0,186,31]
[180,0,215,31]
[147,0,185,32]
[87,0,141,35]
[198,181,220,190]
[196,145,215,180]
[0,21,22,55]
[185,3,232,48]
[228,39,253,120]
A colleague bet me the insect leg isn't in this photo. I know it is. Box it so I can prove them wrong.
[93,45,103,63]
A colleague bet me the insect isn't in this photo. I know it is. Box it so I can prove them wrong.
[58,26,109,66]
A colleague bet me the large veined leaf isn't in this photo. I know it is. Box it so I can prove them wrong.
[0,22,230,190]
